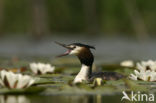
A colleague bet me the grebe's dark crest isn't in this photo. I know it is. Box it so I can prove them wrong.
[55,42,124,83]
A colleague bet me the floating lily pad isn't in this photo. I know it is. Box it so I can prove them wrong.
[0,58,156,103]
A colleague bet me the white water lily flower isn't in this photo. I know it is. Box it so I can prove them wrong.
[136,60,156,72]
[130,70,156,82]
[129,60,156,82]
[30,62,55,75]
[0,70,35,89]
[120,60,134,67]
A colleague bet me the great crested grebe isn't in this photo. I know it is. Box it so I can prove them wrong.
[55,42,124,83]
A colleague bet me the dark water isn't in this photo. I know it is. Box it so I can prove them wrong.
[0,94,122,103]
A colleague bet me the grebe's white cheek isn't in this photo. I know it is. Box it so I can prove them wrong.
[69,50,79,55]
[69,47,82,55]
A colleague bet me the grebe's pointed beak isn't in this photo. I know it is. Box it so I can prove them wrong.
[55,41,72,57]
[55,41,70,49]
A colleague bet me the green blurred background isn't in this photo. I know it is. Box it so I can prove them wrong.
[0,0,156,40]
[0,0,156,61]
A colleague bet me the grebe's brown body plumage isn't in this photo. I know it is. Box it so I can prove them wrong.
[75,46,124,81]
[90,72,124,81]
[56,42,124,83]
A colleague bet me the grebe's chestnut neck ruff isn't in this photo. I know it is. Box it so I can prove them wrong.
[55,42,124,83]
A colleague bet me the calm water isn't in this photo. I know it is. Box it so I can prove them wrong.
[0,35,155,103]
[0,35,156,63]
[0,94,122,103]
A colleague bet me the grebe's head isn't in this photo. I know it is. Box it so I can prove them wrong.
[55,42,95,57]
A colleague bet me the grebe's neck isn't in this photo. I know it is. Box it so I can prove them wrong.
[74,49,94,83]
[74,64,92,83]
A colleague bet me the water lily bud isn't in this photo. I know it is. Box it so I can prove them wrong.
[120,60,134,67]
[93,78,103,86]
